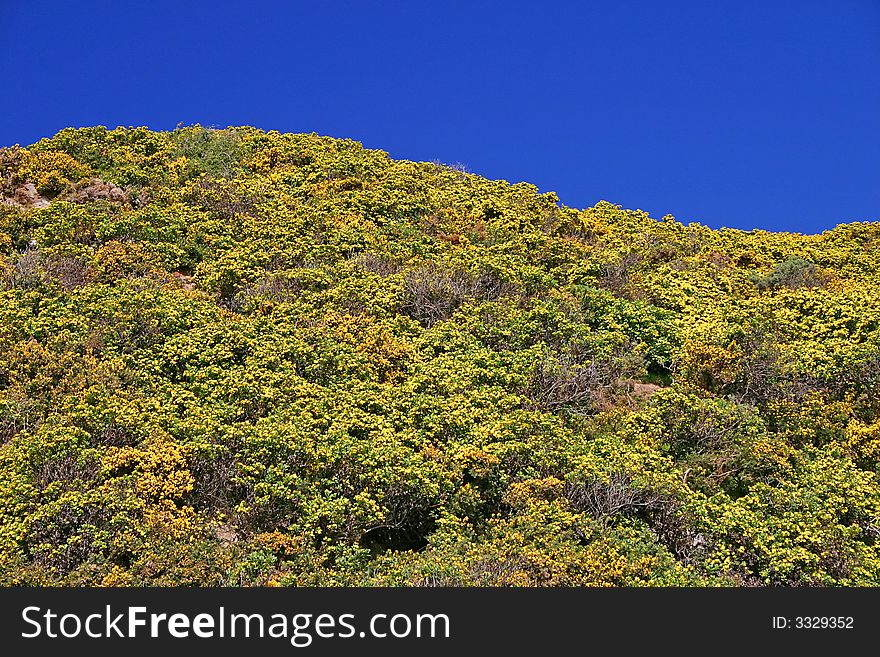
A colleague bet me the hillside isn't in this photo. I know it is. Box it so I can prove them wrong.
[1,125,879,586]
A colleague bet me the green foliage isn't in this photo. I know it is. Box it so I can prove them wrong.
[0,126,878,586]
[750,256,823,290]
[170,125,249,180]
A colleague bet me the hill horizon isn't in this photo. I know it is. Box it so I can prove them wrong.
[5,125,878,237]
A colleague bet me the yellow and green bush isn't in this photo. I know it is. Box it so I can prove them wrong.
[0,125,878,586]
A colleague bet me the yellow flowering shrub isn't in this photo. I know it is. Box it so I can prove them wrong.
[0,126,877,586]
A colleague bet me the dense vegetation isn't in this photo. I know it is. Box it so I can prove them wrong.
[1,126,879,586]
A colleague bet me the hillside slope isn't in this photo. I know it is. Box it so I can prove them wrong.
[1,126,879,586]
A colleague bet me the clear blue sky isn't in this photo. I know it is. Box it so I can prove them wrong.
[1,0,878,232]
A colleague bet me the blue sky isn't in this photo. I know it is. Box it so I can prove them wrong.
[1,0,878,232]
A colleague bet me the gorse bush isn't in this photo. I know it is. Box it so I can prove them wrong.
[0,125,878,586]
[401,262,514,327]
